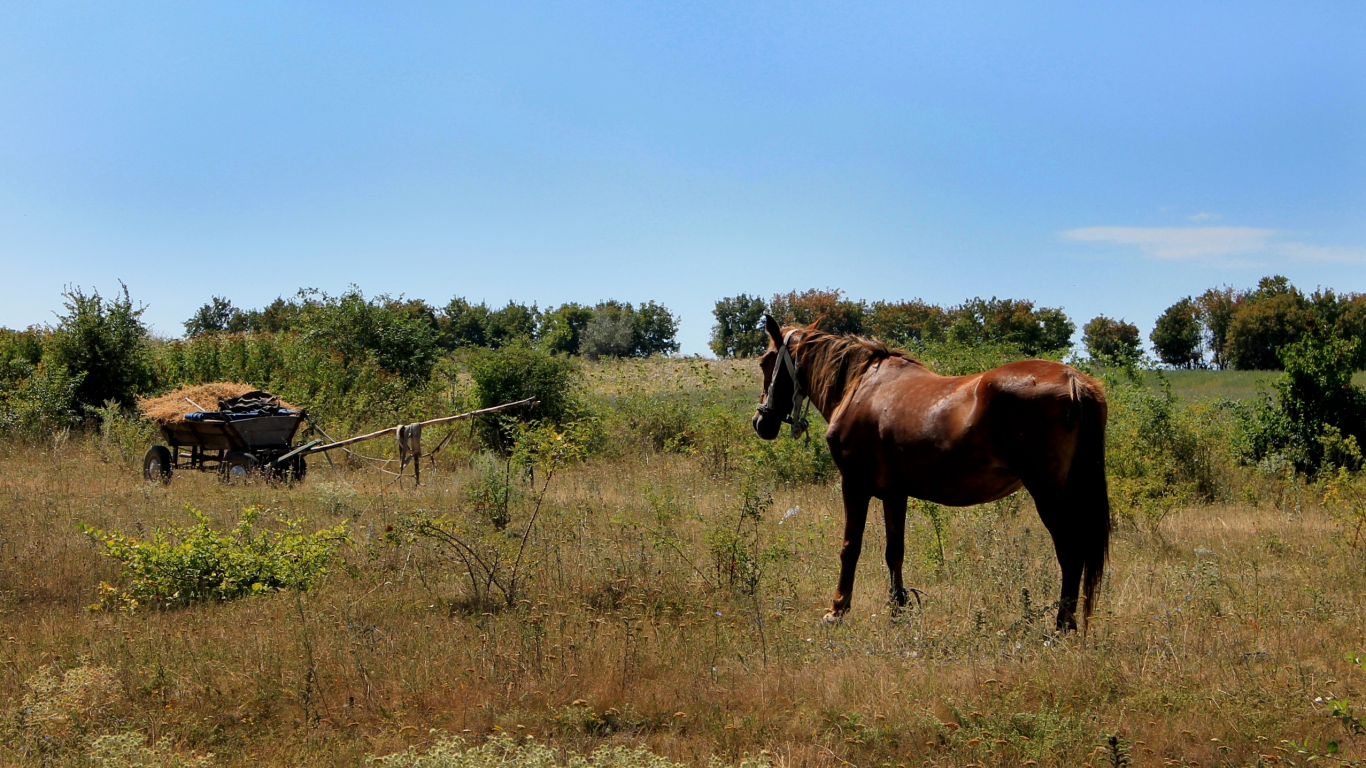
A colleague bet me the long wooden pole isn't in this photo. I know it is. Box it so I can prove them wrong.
[298,397,537,456]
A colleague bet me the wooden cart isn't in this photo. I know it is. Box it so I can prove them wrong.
[141,397,537,485]
[142,412,307,483]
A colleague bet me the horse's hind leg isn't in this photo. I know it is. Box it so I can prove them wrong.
[1034,490,1083,632]
[883,495,910,609]
[826,480,871,622]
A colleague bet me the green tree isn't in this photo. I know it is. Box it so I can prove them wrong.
[866,300,950,346]
[296,288,439,382]
[580,302,635,359]
[45,283,153,411]
[768,288,866,335]
[710,294,769,358]
[538,303,595,355]
[631,300,679,357]
[1083,316,1142,363]
[1195,287,1237,369]
[1237,330,1366,475]
[184,296,258,336]
[483,301,539,348]
[1225,278,1313,370]
[948,297,1074,356]
[1150,298,1202,368]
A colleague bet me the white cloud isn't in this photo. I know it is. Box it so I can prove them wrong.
[1061,226,1275,260]
[1188,212,1221,222]
[1273,242,1366,264]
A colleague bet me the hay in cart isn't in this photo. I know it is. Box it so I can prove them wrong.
[138,383,297,425]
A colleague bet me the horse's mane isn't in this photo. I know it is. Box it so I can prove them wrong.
[787,327,921,412]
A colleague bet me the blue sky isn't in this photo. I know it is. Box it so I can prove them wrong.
[2,2,1363,354]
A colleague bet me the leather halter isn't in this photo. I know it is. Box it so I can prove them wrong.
[757,329,811,438]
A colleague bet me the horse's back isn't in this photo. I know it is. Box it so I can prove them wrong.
[828,357,1097,504]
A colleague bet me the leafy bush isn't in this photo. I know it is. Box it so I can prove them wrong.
[1105,373,1230,528]
[90,400,158,467]
[45,284,153,412]
[0,362,83,437]
[906,339,1033,376]
[1234,331,1366,475]
[466,344,578,450]
[295,288,440,382]
[82,506,348,610]
[538,302,594,355]
[580,312,635,359]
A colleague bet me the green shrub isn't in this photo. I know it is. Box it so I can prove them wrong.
[906,339,1034,376]
[466,344,578,451]
[45,284,153,412]
[1234,331,1366,475]
[1105,372,1230,528]
[82,506,348,610]
[90,400,158,467]
[0,362,83,437]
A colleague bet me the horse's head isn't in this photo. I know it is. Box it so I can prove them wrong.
[752,315,807,440]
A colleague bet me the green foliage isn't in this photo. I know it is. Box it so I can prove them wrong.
[948,297,1074,356]
[296,288,440,382]
[0,362,83,437]
[1182,276,1366,371]
[538,303,595,355]
[1234,330,1366,475]
[1150,297,1203,368]
[466,344,578,450]
[45,283,153,412]
[0,327,45,384]
[1195,286,1237,369]
[1105,372,1229,528]
[906,339,1033,376]
[1225,280,1313,370]
[866,299,950,346]
[1083,316,1142,364]
[767,288,866,335]
[710,294,769,358]
[82,506,348,610]
[703,483,778,595]
[580,301,680,359]
[154,329,434,431]
[183,295,250,336]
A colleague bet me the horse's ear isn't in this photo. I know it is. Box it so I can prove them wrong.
[808,314,827,331]
[764,314,783,345]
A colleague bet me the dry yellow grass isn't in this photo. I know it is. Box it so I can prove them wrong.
[137,383,296,425]
[1,393,1364,766]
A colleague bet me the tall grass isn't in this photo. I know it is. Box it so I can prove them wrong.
[0,357,1363,766]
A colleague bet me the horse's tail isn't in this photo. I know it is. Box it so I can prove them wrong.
[1067,375,1110,630]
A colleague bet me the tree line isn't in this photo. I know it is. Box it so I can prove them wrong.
[185,290,680,362]
[1150,276,1366,370]
[711,289,1078,359]
[715,278,1366,372]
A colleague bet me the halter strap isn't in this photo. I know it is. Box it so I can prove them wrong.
[763,329,811,438]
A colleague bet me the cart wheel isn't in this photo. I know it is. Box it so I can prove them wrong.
[221,452,260,483]
[142,446,173,484]
[289,454,308,482]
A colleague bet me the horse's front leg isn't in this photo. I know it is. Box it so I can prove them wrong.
[826,480,871,622]
[883,494,909,609]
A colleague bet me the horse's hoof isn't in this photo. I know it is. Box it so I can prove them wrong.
[822,610,843,624]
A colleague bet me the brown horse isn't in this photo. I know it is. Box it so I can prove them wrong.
[751,317,1110,632]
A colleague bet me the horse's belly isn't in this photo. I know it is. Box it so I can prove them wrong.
[885,455,1021,507]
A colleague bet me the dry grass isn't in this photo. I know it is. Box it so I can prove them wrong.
[2,364,1365,767]
[137,383,296,425]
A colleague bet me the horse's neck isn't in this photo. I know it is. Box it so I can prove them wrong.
[801,352,928,420]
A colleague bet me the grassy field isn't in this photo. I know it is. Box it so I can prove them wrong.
[1145,369,1366,403]
[2,359,1365,767]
